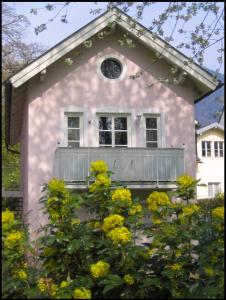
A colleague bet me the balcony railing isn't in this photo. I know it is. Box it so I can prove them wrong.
[53,147,185,188]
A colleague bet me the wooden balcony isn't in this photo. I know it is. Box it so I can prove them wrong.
[53,147,185,189]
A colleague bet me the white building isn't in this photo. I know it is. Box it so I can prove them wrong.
[196,122,224,199]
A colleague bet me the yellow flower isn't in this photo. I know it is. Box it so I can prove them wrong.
[146,192,171,212]
[14,269,27,280]
[128,204,143,215]
[102,214,124,233]
[4,231,23,249]
[50,284,58,297]
[37,278,46,293]
[60,281,70,288]
[176,174,195,188]
[123,274,134,285]
[179,204,200,219]
[90,160,108,174]
[90,261,110,278]
[2,210,15,230]
[168,263,182,271]
[212,207,224,219]
[73,287,91,299]
[89,174,111,192]
[48,178,70,199]
[111,188,132,207]
[204,267,214,277]
[106,226,132,245]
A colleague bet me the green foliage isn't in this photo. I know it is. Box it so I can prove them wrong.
[2,162,225,298]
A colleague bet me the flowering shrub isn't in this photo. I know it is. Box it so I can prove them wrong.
[2,161,224,299]
[2,210,31,298]
[90,261,110,278]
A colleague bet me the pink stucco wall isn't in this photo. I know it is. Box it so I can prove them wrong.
[22,31,196,233]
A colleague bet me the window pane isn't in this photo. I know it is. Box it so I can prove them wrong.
[202,150,205,157]
[214,183,220,195]
[219,142,223,149]
[68,117,79,128]
[220,149,223,157]
[208,183,213,197]
[99,117,112,130]
[146,118,157,129]
[68,141,79,148]
[99,131,112,145]
[147,142,158,148]
[214,141,218,150]
[146,130,157,141]
[115,132,127,145]
[114,117,127,130]
[68,129,80,141]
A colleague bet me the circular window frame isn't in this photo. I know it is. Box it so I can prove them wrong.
[97,53,127,83]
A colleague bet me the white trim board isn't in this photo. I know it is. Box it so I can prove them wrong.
[9,8,219,92]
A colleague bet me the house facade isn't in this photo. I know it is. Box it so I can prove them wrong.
[196,123,224,199]
[5,8,220,234]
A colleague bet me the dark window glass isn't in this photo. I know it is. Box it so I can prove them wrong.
[99,117,112,130]
[115,132,127,145]
[147,142,158,148]
[68,129,80,141]
[146,118,157,129]
[101,59,122,79]
[146,130,157,141]
[115,117,127,130]
[68,117,79,128]
[99,132,112,145]
[207,141,211,156]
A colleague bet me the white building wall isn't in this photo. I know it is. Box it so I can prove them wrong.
[196,128,224,199]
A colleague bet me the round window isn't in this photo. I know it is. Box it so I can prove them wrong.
[101,58,122,79]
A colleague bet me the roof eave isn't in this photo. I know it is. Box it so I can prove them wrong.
[9,7,219,92]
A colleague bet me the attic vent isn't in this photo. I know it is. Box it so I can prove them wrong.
[101,58,122,79]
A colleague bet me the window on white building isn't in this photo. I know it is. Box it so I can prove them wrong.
[201,141,211,157]
[208,182,221,197]
[98,115,128,147]
[145,116,160,148]
[214,141,224,157]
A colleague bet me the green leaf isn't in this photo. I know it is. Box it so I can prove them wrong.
[67,239,80,254]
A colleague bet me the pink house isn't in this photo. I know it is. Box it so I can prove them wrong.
[5,8,220,234]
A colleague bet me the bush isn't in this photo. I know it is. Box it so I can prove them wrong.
[2,161,224,299]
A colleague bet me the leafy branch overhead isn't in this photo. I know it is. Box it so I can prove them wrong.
[30,2,224,76]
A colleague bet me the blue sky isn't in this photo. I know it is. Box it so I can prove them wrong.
[5,2,224,74]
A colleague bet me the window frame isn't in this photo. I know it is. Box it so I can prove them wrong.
[214,141,224,157]
[144,114,161,148]
[201,141,211,157]
[97,113,131,148]
[208,182,221,198]
[64,113,83,148]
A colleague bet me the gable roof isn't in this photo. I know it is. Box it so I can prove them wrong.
[5,7,222,147]
[196,122,224,135]
[7,7,220,92]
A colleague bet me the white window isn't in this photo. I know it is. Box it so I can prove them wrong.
[145,116,161,148]
[214,141,224,157]
[65,114,83,147]
[98,115,129,147]
[208,182,221,197]
[201,141,211,157]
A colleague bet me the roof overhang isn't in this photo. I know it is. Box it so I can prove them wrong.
[8,7,220,94]
[196,122,224,135]
[5,7,222,146]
